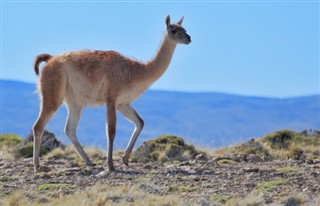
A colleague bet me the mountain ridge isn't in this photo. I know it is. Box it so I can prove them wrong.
[1,79,319,149]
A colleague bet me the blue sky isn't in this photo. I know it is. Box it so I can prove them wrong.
[1,1,319,98]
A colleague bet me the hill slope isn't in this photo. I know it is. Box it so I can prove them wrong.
[1,80,319,148]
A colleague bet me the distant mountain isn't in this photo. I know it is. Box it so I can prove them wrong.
[1,80,319,149]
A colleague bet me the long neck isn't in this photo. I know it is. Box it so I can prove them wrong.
[145,32,177,82]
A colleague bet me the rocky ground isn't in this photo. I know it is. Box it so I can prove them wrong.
[1,153,319,205]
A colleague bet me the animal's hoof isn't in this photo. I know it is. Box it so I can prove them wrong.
[107,162,115,171]
[122,156,129,166]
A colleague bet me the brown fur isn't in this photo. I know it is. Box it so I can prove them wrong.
[34,54,53,75]
[32,15,191,172]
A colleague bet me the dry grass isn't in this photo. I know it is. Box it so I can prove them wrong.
[0,134,23,160]
[1,130,320,206]
[202,130,320,161]
[44,145,107,165]
[0,183,184,206]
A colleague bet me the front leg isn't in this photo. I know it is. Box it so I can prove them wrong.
[117,104,144,166]
[106,102,117,171]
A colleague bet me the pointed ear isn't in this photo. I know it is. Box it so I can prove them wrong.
[166,15,171,27]
[177,16,184,25]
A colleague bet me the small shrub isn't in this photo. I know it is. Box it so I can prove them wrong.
[281,195,303,206]
[13,142,48,158]
[37,183,76,191]
[261,130,297,149]
[236,138,270,156]
[133,135,204,163]
[0,134,22,147]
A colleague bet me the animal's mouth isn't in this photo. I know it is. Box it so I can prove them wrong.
[185,36,191,44]
[185,34,191,44]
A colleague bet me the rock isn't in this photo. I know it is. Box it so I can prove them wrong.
[25,130,65,151]
[243,168,260,173]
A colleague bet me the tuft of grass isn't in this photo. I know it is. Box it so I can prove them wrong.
[226,191,264,206]
[84,147,105,159]
[1,190,30,206]
[217,159,237,164]
[275,166,302,174]
[0,134,23,159]
[166,185,197,193]
[44,147,66,160]
[209,193,232,204]
[50,183,183,206]
[0,175,19,182]
[37,183,76,191]
[255,179,288,191]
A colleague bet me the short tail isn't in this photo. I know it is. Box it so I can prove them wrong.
[34,54,53,75]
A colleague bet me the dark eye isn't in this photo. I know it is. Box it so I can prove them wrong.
[171,29,177,34]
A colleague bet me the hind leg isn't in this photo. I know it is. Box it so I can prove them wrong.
[33,98,63,172]
[33,68,65,172]
[33,105,58,172]
[117,103,144,166]
[64,103,93,166]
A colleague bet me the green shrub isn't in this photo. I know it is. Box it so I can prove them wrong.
[133,135,204,163]
[288,148,304,160]
[261,130,298,149]
[13,142,48,158]
[0,134,22,147]
[236,138,270,156]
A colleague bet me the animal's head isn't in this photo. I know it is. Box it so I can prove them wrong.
[165,15,191,45]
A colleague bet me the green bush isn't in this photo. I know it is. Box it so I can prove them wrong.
[289,148,305,160]
[261,130,298,149]
[13,142,48,158]
[235,138,270,156]
[0,134,22,147]
[132,135,204,163]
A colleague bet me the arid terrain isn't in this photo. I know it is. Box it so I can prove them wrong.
[0,130,319,205]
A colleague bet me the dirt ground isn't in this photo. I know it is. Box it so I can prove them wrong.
[1,153,319,205]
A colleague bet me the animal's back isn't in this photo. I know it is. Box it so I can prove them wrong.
[49,50,144,106]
